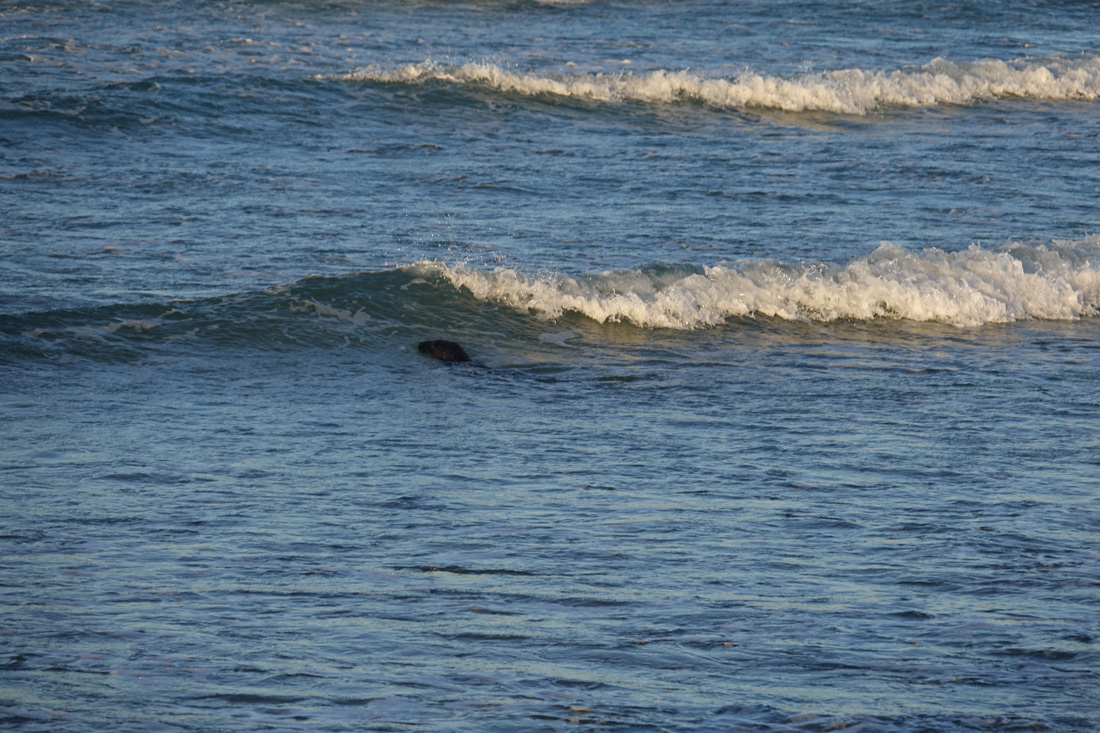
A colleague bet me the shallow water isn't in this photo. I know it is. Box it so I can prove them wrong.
[2,1,1099,730]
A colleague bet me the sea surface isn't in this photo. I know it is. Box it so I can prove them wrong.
[2,1,1099,731]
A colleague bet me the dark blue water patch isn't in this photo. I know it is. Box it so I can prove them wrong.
[0,92,142,131]
[196,692,309,704]
[0,272,409,363]
[398,565,538,576]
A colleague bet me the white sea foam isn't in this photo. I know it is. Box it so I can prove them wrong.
[341,55,1100,113]
[413,237,1100,329]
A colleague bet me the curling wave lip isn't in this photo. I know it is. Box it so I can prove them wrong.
[413,237,1100,329]
[336,54,1100,114]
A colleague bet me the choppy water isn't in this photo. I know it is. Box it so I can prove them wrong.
[2,1,1099,731]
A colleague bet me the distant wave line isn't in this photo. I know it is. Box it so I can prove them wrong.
[335,54,1100,114]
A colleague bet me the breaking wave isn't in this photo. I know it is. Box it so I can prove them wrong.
[337,54,1100,114]
[415,237,1100,328]
[6,238,1099,368]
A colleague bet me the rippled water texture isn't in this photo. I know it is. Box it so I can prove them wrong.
[2,1,1099,731]
[4,317,1098,731]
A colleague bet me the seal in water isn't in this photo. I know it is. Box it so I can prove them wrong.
[418,339,471,363]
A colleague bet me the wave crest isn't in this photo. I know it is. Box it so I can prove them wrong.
[338,55,1100,114]
[413,237,1100,328]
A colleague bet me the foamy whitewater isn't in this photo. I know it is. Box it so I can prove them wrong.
[421,238,1100,328]
[345,54,1100,114]
[2,1,1098,732]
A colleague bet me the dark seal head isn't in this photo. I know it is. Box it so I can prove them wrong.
[418,339,471,363]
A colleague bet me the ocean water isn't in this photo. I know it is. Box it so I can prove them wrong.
[2,1,1099,730]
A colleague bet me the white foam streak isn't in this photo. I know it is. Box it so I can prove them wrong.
[415,238,1100,329]
[342,55,1100,113]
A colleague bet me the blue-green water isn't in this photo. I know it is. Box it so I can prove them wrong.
[2,1,1099,730]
